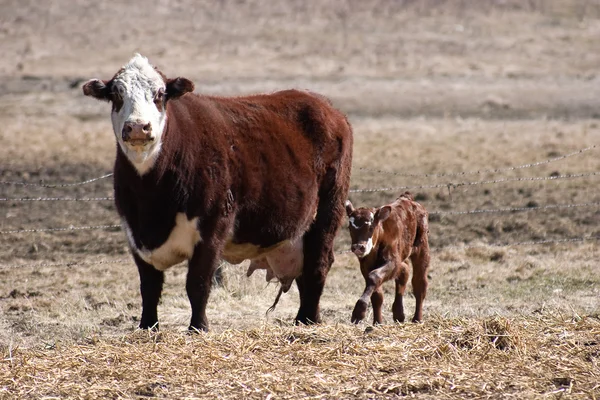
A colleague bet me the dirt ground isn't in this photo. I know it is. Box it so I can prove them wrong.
[0,0,599,398]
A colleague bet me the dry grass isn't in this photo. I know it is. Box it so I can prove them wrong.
[1,314,599,399]
[1,1,600,398]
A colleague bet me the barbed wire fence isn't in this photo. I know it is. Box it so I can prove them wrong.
[0,144,598,270]
[353,145,597,178]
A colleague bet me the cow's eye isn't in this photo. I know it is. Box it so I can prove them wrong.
[110,89,124,112]
[153,89,165,110]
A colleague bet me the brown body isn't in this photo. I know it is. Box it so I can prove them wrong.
[346,192,430,324]
[83,55,353,331]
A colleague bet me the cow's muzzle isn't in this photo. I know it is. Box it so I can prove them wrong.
[122,121,154,145]
[351,243,367,257]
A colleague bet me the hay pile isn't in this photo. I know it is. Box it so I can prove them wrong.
[1,314,599,399]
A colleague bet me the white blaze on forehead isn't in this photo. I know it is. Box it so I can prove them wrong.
[113,54,165,95]
[349,214,373,229]
[111,54,167,175]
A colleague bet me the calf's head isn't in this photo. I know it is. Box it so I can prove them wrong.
[82,54,194,173]
[345,200,391,258]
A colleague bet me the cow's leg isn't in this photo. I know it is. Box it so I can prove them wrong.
[410,242,430,323]
[371,287,384,325]
[352,261,397,323]
[295,169,348,325]
[134,253,164,330]
[295,245,334,325]
[392,261,410,323]
[186,243,220,332]
[186,216,230,332]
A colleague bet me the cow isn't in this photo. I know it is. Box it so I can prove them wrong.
[82,54,353,332]
[345,192,429,324]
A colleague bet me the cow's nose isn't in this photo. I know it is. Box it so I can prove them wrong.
[122,122,153,142]
[351,243,366,254]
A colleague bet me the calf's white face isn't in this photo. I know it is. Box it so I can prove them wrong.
[82,54,194,175]
[345,200,391,258]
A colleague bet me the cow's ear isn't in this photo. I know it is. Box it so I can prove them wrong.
[82,79,111,101]
[345,200,354,216]
[375,206,391,223]
[166,77,194,100]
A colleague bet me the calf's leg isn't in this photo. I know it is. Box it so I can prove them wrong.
[371,287,384,325]
[410,243,430,323]
[352,261,397,323]
[392,261,410,323]
[134,253,164,330]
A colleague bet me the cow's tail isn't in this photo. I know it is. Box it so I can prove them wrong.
[266,286,284,316]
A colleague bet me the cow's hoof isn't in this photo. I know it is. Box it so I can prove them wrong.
[188,325,208,334]
[294,316,319,326]
[139,321,159,331]
[294,312,320,326]
[351,300,368,323]
[393,314,406,323]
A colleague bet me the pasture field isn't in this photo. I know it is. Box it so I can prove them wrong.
[1,0,599,398]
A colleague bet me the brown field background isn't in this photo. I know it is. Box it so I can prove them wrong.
[1,0,599,398]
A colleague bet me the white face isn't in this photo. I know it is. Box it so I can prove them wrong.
[110,54,167,174]
[348,210,376,258]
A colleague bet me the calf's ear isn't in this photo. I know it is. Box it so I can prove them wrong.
[166,77,195,100]
[375,205,391,223]
[82,79,111,101]
[344,200,354,216]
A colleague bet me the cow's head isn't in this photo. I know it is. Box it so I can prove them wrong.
[82,54,194,174]
[345,200,391,258]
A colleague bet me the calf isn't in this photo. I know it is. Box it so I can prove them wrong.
[345,192,430,324]
[83,54,353,331]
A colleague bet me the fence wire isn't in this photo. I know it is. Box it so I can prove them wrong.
[0,196,114,202]
[349,171,600,193]
[429,201,600,216]
[0,145,595,189]
[1,172,596,200]
[0,224,121,234]
[0,173,113,188]
[355,144,597,178]
[0,258,130,270]
[1,142,597,270]
[1,201,598,235]
[436,235,600,251]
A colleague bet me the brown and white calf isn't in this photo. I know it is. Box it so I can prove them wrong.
[83,54,353,331]
[345,192,430,324]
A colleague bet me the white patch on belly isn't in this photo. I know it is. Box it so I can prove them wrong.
[123,213,201,271]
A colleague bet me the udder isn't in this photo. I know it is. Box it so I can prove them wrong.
[245,238,304,292]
